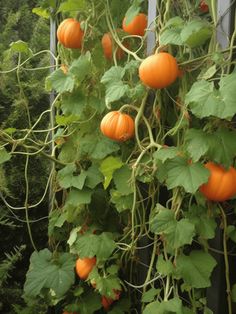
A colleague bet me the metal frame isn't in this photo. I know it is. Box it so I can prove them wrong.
[147,0,157,55]
[217,0,234,49]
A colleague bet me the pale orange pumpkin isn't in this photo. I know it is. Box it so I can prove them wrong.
[101,32,125,60]
[101,290,121,311]
[75,257,96,280]
[139,52,179,89]
[57,18,84,49]
[122,13,147,36]
[100,111,134,142]
[199,162,236,202]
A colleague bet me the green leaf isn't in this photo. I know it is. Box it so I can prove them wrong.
[150,209,195,249]
[124,0,144,24]
[142,288,160,303]
[150,208,175,234]
[227,225,236,243]
[46,69,75,93]
[32,7,50,18]
[186,73,236,119]
[66,188,92,206]
[204,307,214,314]
[57,164,87,189]
[109,299,131,314]
[99,156,124,189]
[10,40,29,53]
[110,189,133,213]
[181,19,212,47]
[232,283,236,302]
[113,165,133,195]
[58,0,86,12]
[153,146,179,163]
[88,96,106,113]
[101,66,129,105]
[69,53,91,82]
[3,128,16,135]
[200,65,217,80]
[160,17,184,46]
[58,137,79,163]
[176,251,217,288]
[77,291,102,314]
[186,205,217,239]
[105,82,129,105]
[89,268,121,298]
[185,128,236,167]
[156,255,174,276]
[157,157,209,193]
[78,134,120,160]
[74,232,116,260]
[101,66,125,85]
[184,129,212,162]
[0,148,11,164]
[84,164,104,189]
[207,128,236,167]
[55,114,79,126]
[24,249,75,298]
[61,90,86,116]
[143,297,183,314]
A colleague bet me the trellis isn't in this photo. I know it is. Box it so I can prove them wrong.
[49,1,236,313]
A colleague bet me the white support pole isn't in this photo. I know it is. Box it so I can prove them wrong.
[49,15,56,211]
[147,0,157,55]
[216,0,233,49]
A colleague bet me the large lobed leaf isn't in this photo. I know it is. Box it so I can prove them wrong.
[24,249,75,298]
[185,128,236,167]
[176,251,217,288]
[150,208,195,249]
[185,72,236,119]
[157,157,209,193]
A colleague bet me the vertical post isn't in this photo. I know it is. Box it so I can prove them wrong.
[49,15,56,212]
[50,15,56,101]
[135,1,158,312]
[147,0,157,55]
[206,1,235,313]
[216,0,234,49]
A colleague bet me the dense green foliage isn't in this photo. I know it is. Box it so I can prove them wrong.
[1,0,236,314]
[0,1,50,313]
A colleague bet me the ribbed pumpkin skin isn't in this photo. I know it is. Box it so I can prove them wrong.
[122,13,147,36]
[139,52,179,89]
[57,18,83,49]
[75,257,96,280]
[100,111,134,142]
[101,32,124,60]
[199,162,236,201]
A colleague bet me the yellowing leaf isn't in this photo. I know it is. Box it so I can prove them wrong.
[99,156,123,189]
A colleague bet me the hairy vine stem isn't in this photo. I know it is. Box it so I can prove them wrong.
[220,205,232,314]
[24,153,37,251]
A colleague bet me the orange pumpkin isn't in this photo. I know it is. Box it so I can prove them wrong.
[101,296,114,311]
[101,32,125,60]
[199,0,209,13]
[75,257,96,280]
[139,52,179,89]
[122,13,147,36]
[101,290,121,311]
[100,111,134,142]
[199,162,236,202]
[57,18,84,49]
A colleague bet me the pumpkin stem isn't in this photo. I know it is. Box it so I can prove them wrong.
[75,12,80,22]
